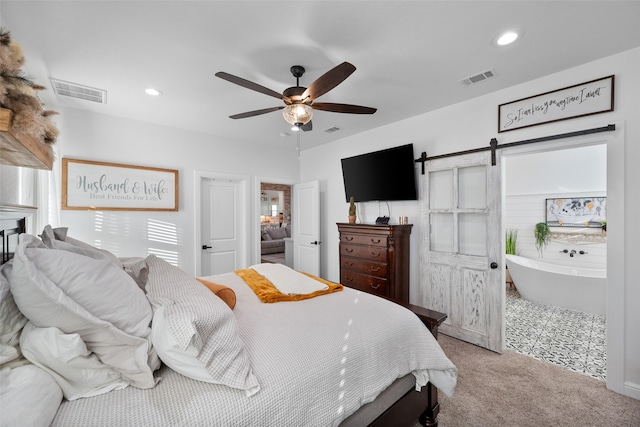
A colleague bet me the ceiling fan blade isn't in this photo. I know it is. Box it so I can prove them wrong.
[311,102,377,114]
[229,106,284,119]
[301,62,356,101]
[215,71,288,101]
[301,121,313,132]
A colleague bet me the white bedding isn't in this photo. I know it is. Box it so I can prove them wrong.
[51,271,457,427]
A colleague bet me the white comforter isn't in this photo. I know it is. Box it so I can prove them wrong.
[52,271,457,427]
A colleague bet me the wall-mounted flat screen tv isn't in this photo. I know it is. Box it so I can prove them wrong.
[341,143,418,203]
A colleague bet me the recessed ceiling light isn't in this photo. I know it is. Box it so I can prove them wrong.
[145,88,162,96]
[496,31,519,46]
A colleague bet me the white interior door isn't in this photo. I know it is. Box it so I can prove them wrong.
[292,180,320,276]
[201,178,245,276]
[419,151,504,352]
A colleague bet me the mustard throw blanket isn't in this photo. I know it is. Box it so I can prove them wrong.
[235,268,343,303]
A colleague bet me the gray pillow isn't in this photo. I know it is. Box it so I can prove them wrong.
[40,225,122,268]
[9,234,159,389]
[267,227,287,240]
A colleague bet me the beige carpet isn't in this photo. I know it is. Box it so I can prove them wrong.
[429,334,640,427]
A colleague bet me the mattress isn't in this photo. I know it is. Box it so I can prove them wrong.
[51,271,457,426]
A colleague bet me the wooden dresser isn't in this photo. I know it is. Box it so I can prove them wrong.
[337,223,413,304]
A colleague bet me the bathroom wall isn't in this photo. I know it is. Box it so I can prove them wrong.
[504,144,607,269]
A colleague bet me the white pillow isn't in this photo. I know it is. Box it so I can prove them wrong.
[145,255,260,396]
[40,225,122,268]
[8,234,159,389]
[20,322,128,400]
[151,305,261,396]
[0,364,63,427]
[0,263,28,366]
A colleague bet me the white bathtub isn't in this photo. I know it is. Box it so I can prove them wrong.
[505,254,606,316]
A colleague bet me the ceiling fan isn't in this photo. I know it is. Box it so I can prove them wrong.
[215,62,377,131]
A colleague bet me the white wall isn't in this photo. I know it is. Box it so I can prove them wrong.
[51,107,300,273]
[300,47,640,399]
[505,145,607,269]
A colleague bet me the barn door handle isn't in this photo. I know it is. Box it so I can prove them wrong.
[490,262,498,269]
[202,245,212,250]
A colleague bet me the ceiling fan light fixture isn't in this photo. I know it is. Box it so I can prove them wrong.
[283,103,313,127]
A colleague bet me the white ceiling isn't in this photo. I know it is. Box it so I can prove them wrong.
[3,1,640,151]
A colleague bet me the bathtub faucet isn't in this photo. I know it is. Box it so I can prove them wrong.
[570,250,576,257]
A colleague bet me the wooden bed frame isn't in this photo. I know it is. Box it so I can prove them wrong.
[0,217,447,427]
[367,303,447,427]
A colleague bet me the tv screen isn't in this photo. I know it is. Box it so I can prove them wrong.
[341,144,418,203]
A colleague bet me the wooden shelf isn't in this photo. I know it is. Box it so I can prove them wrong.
[0,108,53,170]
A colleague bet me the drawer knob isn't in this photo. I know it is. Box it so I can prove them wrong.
[345,236,354,241]
[370,283,380,290]
[344,276,354,282]
[371,239,381,244]
[370,251,380,257]
[345,248,354,253]
[370,266,380,272]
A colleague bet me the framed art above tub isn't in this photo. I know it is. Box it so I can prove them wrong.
[545,196,606,228]
[62,158,178,211]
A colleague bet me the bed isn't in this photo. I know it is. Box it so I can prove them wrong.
[0,218,457,427]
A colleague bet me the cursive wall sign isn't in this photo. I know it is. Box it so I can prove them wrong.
[498,75,614,133]
[62,158,178,211]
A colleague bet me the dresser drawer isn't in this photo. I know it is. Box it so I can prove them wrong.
[340,270,388,297]
[340,258,387,278]
[340,233,388,247]
[340,244,388,261]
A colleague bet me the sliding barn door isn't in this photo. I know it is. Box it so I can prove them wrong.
[419,151,504,352]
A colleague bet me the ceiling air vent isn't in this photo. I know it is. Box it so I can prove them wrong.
[324,126,341,134]
[49,78,107,104]
[459,69,496,87]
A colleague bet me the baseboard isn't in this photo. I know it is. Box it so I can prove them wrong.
[624,381,640,400]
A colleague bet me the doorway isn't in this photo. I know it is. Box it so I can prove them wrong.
[259,183,291,265]
[499,124,625,395]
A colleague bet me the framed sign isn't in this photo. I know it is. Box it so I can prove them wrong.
[545,197,606,228]
[498,75,614,133]
[62,158,178,211]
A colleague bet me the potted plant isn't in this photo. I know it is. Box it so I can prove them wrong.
[601,220,607,235]
[506,229,518,255]
[534,222,551,257]
[505,229,518,287]
[348,196,357,224]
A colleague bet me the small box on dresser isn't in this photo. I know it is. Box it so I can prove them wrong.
[337,222,412,304]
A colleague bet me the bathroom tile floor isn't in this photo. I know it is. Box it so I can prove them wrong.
[505,286,607,381]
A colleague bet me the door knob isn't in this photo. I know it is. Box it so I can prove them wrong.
[490,262,498,269]
[310,241,321,245]
[202,245,212,250]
